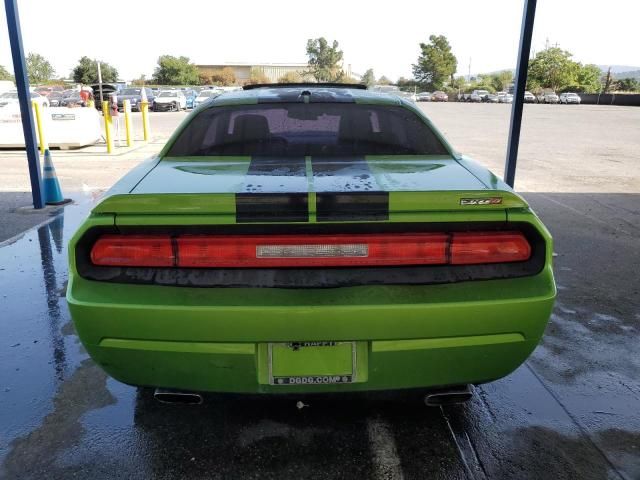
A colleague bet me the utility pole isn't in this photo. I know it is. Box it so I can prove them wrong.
[97,61,104,106]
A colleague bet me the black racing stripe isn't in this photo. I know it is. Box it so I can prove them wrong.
[236,193,308,223]
[236,156,309,222]
[312,157,389,221]
[241,156,307,193]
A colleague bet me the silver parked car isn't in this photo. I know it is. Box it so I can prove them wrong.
[469,89,489,102]
[537,91,559,104]
[559,92,581,104]
[497,92,513,103]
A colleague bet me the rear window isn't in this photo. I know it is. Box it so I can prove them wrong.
[167,103,449,157]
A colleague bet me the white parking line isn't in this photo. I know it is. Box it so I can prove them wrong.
[366,416,405,480]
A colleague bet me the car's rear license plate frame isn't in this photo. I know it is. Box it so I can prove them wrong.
[268,341,357,386]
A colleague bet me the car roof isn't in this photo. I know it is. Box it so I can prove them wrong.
[209,85,404,107]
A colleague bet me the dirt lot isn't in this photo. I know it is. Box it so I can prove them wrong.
[419,102,640,193]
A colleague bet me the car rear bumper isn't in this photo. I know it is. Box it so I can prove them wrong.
[67,267,555,393]
[154,103,176,111]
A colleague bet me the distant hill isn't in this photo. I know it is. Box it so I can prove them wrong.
[598,65,640,77]
[613,70,640,80]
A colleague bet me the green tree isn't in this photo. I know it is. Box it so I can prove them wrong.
[72,56,118,84]
[527,47,577,91]
[397,77,419,91]
[377,75,392,85]
[152,55,199,85]
[617,77,640,92]
[575,64,602,93]
[131,74,146,87]
[490,70,513,92]
[0,64,13,81]
[305,37,344,82]
[412,35,457,90]
[26,52,54,84]
[465,74,495,93]
[278,71,303,83]
[361,68,375,87]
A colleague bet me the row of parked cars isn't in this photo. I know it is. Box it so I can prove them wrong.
[1,84,235,113]
[416,91,449,102]
[108,86,236,112]
[459,89,582,104]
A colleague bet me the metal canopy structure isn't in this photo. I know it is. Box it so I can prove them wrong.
[504,0,537,187]
[4,0,537,208]
[4,0,44,208]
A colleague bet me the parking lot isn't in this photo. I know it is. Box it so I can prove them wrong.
[1,103,639,479]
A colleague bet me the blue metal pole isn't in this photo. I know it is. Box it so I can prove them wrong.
[504,0,537,188]
[4,0,44,208]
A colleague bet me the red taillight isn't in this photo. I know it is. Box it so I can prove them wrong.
[91,235,174,267]
[450,232,531,264]
[90,231,531,268]
[177,234,448,267]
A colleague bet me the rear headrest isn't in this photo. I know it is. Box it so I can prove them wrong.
[338,109,373,142]
[232,114,271,142]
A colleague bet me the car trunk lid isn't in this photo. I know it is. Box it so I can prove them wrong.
[94,156,527,219]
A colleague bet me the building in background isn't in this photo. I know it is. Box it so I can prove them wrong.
[196,62,353,84]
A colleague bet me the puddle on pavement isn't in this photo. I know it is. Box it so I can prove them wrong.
[0,194,638,480]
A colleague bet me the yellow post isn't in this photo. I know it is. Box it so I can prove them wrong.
[140,101,150,141]
[32,100,47,154]
[123,99,133,147]
[102,101,114,154]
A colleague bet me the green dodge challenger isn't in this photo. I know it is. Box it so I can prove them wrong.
[67,84,556,398]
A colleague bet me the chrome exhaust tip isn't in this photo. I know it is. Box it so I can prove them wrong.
[154,388,203,405]
[424,385,473,407]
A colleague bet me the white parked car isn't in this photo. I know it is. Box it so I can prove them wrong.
[537,91,559,104]
[194,89,222,108]
[153,90,187,112]
[524,91,536,103]
[559,92,581,104]
[0,90,49,108]
[416,92,431,102]
[501,93,513,104]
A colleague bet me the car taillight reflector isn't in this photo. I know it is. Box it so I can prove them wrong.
[176,234,449,267]
[450,232,531,264]
[91,235,174,267]
[89,231,531,268]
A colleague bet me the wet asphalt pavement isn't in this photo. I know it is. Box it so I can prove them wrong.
[0,192,638,480]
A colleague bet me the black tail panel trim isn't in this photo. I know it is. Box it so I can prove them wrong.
[311,156,389,221]
[235,193,308,223]
[316,192,389,221]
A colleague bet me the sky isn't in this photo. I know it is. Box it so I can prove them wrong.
[1,0,638,82]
